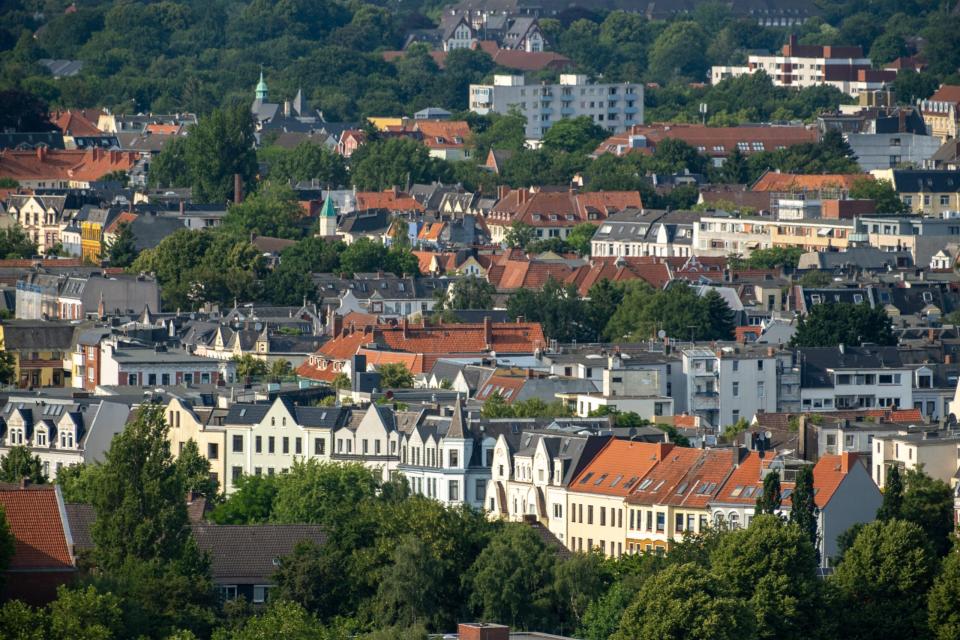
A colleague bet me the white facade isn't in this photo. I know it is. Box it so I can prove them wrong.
[871,432,960,489]
[469,74,643,139]
[800,366,912,412]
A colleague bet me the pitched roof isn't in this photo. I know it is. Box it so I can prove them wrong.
[50,110,103,137]
[594,123,818,158]
[568,440,671,496]
[355,190,424,212]
[0,484,74,570]
[927,85,960,106]
[414,120,471,149]
[191,524,326,582]
[751,172,866,192]
[0,148,139,183]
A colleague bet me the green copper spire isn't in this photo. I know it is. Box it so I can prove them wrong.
[255,68,268,102]
[319,196,336,217]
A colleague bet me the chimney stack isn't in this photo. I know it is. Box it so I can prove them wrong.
[234,173,243,204]
[36,146,47,162]
[483,316,492,350]
[840,451,852,473]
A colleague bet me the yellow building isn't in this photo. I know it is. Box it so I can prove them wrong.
[165,397,229,491]
[0,321,78,388]
[920,85,960,143]
[565,440,668,558]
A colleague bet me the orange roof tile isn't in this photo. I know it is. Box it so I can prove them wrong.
[593,123,818,158]
[0,485,73,570]
[417,223,446,241]
[0,148,139,183]
[50,110,102,136]
[492,259,575,291]
[569,440,673,497]
[474,374,528,402]
[144,123,182,135]
[804,453,859,507]
[928,85,960,106]
[355,190,424,212]
[415,121,471,149]
[627,447,704,505]
[751,172,866,192]
[105,211,137,234]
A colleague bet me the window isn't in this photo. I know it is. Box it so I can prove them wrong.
[218,585,238,601]
[732,360,739,372]
[315,438,325,455]
[231,466,242,483]
[476,479,486,501]
[255,436,262,453]
[449,480,459,501]
[600,507,606,526]
[656,512,665,533]
[283,437,289,454]
[449,450,459,467]
[207,443,219,460]
[732,382,739,397]
[757,360,764,371]
[941,195,950,206]
[363,439,369,454]
[268,436,275,454]
[232,435,243,452]
[295,437,302,455]
[253,585,271,604]
[588,505,594,524]
[757,381,765,398]
[36,431,47,446]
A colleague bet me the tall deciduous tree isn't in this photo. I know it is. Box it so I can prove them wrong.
[832,519,937,640]
[901,467,955,556]
[789,464,820,561]
[223,181,305,240]
[468,525,557,631]
[928,548,960,640]
[176,439,219,500]
[449,276,495,310]
[106,222,139,268]
[186,105,258,203]
[877,464,903,521]
[790,302,895,347]
[377,362,414,389]
[614,562,751,640]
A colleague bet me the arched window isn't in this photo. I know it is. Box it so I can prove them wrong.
[728,512,740,528]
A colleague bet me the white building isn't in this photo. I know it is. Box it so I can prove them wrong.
[568,368,673,420]
[798,345,912,412]
[872,430,960,489]
[681,346,779,429]
[469,74,643,140]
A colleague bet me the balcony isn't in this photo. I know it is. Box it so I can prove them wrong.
[540,107,553,116]
[692,391,719,410]
[624,105,639,114]
[561,106,575,116]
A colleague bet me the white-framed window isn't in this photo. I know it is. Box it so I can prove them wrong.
[218,585,238,601]
[252,585,271,604]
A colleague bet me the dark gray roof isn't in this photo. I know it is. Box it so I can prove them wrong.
[891,169,960,193]
[191,524,326,582]
[65,503,96,554]
[38,58,84,77]
[0,132,65,150]
[225,403,271,424]
[0,322,78,350]
[799,345,905,387]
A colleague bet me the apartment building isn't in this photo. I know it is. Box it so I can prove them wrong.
[165,397,228,490]
[919,85,960,142]
[99,338,233,388]
[567,368,673,421]
[469,74,643,139]
[693,214,853,257]
[872,430,960,489]
[590,209,698,258]
[709,451,881,565]
[870,169,960,216]
[710,35,892,97]
[798,345,912,412]
[681,346,780,429]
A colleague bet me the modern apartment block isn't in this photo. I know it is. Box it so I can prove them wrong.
[469,74,643,139]
[711,35,893,96]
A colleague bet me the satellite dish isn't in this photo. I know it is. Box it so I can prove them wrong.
[765,431,773,439]
[657,330,667,339]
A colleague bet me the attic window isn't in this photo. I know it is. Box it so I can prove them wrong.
[675,481,689,495]
[742,486,756,498]
[637,478,653,490]
[730,485,743,497]
[565,214,575,221]
[580,472,594,484]
[622,476,639,489]
[239,408,246,417]
[532,214,541,221]
[922,291,933,303]
[549,214,558,221]
[610,474,623,487]
[594,473,608,485]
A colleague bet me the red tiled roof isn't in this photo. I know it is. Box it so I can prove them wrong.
[569,440,673,496]
[567,257,671,295]
[488,189,641,229]
[355,190,424,212]
[805,453,859,507]
[751,172,866,192]
[491,259,575,291]
[0,148,139,183]
[474,374,528,402]
[0,485,73,570]
[593,123,818,158]
[417,223,445,242]
[627,447,703,505]
[145,123,182,135]
[928,85,960,106]
[50,110,103,136]
[491,49,573,72]
[105,211,137,235]
[415,121,471,150]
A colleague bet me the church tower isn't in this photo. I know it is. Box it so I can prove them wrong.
[316,196,338,237]
[255,70,268,102]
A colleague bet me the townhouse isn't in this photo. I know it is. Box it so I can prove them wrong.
[0,147,139,190]
[709,451,881,565]
[590,209,698,258]
[920,85,960,142]
[872,429,960,489]
[693,214,854,258]
[869,169,960,216]
[165,396,229,490]
[99,336,233,388]
[681,345,780,429]
[798,345,912,412]
[0,396,130,480]
[3,194,69,254]
[0,320,79,388]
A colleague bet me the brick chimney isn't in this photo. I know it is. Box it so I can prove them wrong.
[458,623,509,640]
[36,146,47,162]
[840,451,852,473]
[19,477,31,489]
[518,188,529,205]
[656,441,675,459]
[483,316,493,349]
[401,317,408,339]
[497,184,510,200]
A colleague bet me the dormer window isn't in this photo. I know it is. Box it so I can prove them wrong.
[9,428,24,445]
[60,431,74,448]
[36,430,47,447]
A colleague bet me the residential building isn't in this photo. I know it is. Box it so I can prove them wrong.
[0,147,139,190]
[852,213,960,265]
[872,430,960,489]
[798,345,912,412]
[920,85,960,142]
[709,451,881,565]
[98,336,233,388]
[566,367,673,421]
[870,169,960,216]
[0,483,76,604]
[441,15,477,51]
[710,35,893,97]
[592,124,818,166]
[3,194,69,255]
[166,397,229,491]
[221,397,351,493]
[590,209,698,258]
[469,74,643,139]
[192,523,326,605]
[844,132,943,171]
[693,214,854,257]
[0,321,78,388]
[681,346,779,429]
[0,396,131,480]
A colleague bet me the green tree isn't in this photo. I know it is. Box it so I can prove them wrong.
[791,302,895,347]
[799,271,832,288]
[504,221,536,250]
[553,550,610,634]
[849,177,909,214]
[0,599,47,640]
[0,446,47,484]
[186,105,258,203]
[209,474,280,525]
[755,470,781,514]
[789,464,819,560]
[928,548,960,640]
[701,289,736,340]
[901,467,955,556]
[212,600,329,640]
[832,519,937,640]
[264,141,349,187]
[711,514,822,640]
[648,21,711,83]
[377,362,413,389]
[269,359,294,381]
[0,340,14,385]
[339,238,386,275]
[176,439,219,500]
[49,585,125,640]
[468,524,557,631]
[331,373,351,391]
[374,534,444,628]
[106,222,139,268]
[350,137,448,191]
[149,136,191,189]
[273,540,350,622]
[541,116,608,154]
[233,354,269,380]
[223,181,305,240]
[614,562,751,640]
[877,465,904,521]
[565,223,597,257]
[270,460,380,526]
[449,276,495,310]
[507,278,590,343]
[0,226,38,259]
